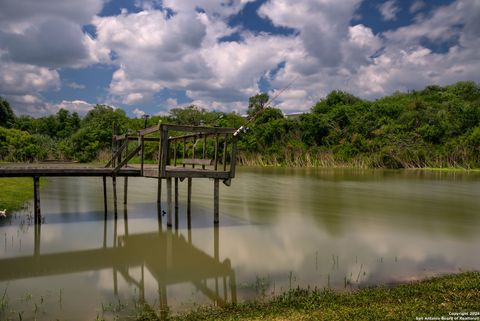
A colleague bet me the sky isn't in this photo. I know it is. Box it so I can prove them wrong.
[0,0,479,118]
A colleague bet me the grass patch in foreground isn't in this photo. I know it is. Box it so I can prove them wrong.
[155,272,480,321]
[0,177,37,211]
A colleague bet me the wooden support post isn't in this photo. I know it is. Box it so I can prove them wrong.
[112,176,118,217]
[33,176,41,225]
[191,136,195,168]
[34,221,41,256]
[223,276,228,301]
[173,140,177,166]
[230,136,238,178]
[160,126,169,177]
[167,177,172,228]
[111,123,116,167]
[103,213,107,248]
[214,178,219,224]
[174,177,179,229]
[202,134,207,169]
[124,131,129,167]
[159,283,168,320]
[182,137,186,168]
[113,213,118,247]
[158,125,162,176]
[140,264,145,302]
[223,134,228,171]
[230,271,237,303]
[140,135,145,176]
[157,177,162,204]
[214,224,219,261]
[123,176,128,205]
[214,133,219,170]
[103,176,107,215]
[113,268,118,295]
[187,177,192,226]
[123,206,129,236]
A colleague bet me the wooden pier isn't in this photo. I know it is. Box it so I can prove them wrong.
[0,124,238,227]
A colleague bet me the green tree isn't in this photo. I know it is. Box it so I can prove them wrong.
[0,97,15,128]
[67,105,128,161]
[247,93,269,118]
[0,127,39,161]
[169,105,205,126]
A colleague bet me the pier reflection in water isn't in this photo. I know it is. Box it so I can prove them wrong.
[0,203,237,320]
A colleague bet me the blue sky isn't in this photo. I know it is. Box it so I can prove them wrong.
[0,0,478,117]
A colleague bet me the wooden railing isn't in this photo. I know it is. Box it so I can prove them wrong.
[107,124,238,180]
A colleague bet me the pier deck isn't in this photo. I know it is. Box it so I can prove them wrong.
[0,164,141,177]
[0,124,238,226]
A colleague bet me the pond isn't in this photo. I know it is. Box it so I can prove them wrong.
[1,167,480,320]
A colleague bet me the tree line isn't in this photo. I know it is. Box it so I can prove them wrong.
[1,81,479,168]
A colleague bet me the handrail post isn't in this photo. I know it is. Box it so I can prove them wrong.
[202,134,207,169]
[140,134,145,176]
[182,137,186,168]
[222,134,228,171]
[214,133,219,171]
[111,123,116,168]
[229,135,237,178]
[160,125,168,177]
[173,140,177,167]
[124,130,129,167]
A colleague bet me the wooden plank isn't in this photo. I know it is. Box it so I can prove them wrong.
[113,145,142,173]
[114,134,127,141]
[183,158,213,166]
[105,139,128,168]
[162,124,235,134]
[137,124,160,136]
[0,167,140,177]
[143,167,231,179]
[115,136,159,142]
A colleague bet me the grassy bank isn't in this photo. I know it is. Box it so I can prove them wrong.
[0,177,37,211]
[131,272,480,321]
[237,151,480,170]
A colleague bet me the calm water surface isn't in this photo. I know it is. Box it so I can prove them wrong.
[1,167,480,320]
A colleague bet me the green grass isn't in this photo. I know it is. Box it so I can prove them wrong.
[418,167,480,172]
[0,177,38,211]
[131,272,480,321]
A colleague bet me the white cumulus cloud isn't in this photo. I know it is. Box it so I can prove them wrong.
[378,0,400,21]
